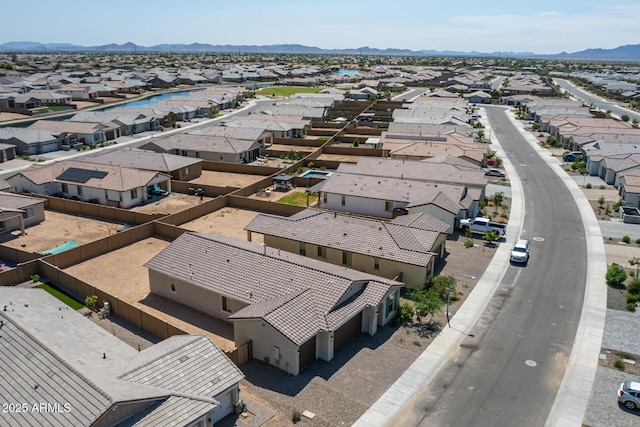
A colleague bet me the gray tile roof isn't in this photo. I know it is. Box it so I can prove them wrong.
[0,126,59,143]
[245,208,441,267]
[120,335,244,398]
[148,133,258,154]
[336,157,486,187]
[145,233,402,346]
[390,212,450,232]
[122,396,216,427]
[189,125,270,141]
[0,287,241,427]
[318,172,470,213]
[80,148,202,173]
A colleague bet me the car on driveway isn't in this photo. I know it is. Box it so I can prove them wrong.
[563,152,584,162]
[484,168,505,177]
[510,239,530,264]
[618,381,640,410]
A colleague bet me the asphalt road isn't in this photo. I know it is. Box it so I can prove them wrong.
[554,78,640,122]
[393,106,588,427]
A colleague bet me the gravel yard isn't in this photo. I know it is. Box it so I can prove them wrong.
[181,207,265,244]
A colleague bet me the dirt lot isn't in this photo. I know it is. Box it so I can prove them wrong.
[181,207,265,244]
[269,144,318,153]
[0,210,122,253]
[130,192,215,215]
[189,170,267,188]
[316,153,360,163]
[63,236,235,350]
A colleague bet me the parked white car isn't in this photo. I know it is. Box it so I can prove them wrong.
[511,239,530,264]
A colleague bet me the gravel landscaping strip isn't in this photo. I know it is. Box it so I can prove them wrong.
[602,309,640,355]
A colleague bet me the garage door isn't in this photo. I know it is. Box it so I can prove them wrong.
[298,337,316,369]
[334,311,363,351]
[212,390,233,423]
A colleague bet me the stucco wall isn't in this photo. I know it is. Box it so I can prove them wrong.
[263,234,428,289]
[148,269,249,321]
[321,192,398,219]
[233,318,300,375]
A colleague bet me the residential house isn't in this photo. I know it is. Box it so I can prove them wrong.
[0,127,72,155]
[28,120,113,145]
[246,208,449,288]
[80,148,203,181]
[223,115,311,139]
[336,156,487,189]
[311,172,481,231]
[0,192,45,235]
[145,232,403,376]
[7,160,171,208]
[0,287,244,426]
[463,91,492,104]
[0,143,16,162]
[70,110,160,135]
[619,170,640,207]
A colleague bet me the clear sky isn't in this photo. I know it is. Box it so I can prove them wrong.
[4,0,638,54]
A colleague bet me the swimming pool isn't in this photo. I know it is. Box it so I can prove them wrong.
[41,240,81,255]
[300,170,333,179]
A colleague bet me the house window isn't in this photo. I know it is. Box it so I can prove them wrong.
[0,221,5,232]
[374,257,380,270]
[222,296,231,313]
[323,193,327,204]
[61,183,68,193]
[195,152,200,158]
[170,283,176,293]
[385,201,393,212]
[341,195,346,206]
[130,188,138,199]
[181,150,188,157]
[299,242,306,256]
[342,251,352,266]
[317,246,327,258]
[23,207,34,219]
[183,166,190,175]
[77,186,83,196]
[386,294,395,316]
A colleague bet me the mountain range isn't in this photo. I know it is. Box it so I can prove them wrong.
[1,41,640,61]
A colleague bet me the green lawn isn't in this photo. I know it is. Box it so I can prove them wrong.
[277,192,318,206]
[35,283,85,310]
[256,86,324,97]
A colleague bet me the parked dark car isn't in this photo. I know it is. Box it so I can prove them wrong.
[563,152,584,162]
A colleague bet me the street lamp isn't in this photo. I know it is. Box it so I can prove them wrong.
[447,273,476,328]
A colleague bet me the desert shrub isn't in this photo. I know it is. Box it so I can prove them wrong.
[636,238,640,245]
[626,303,636,312]
[464,239,474,248]
[623,235,631,243]
[397,302,414,323]
[292,409,302,423]
[605,263,627,286]
[627,294,638,304]
[586,183,592,189]
[614,359,626,370]
[627,278,640,295]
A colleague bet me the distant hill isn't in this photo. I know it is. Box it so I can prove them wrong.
[1,41,639,60]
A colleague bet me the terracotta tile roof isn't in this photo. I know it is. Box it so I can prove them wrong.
[12,160,168,191]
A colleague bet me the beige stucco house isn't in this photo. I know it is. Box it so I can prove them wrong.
[145,233,403,376]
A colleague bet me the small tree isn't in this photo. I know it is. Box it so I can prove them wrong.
[397,302,415,323]
[85,295,98,311]
[598,195,606,209]
[483,230,501,246]
[411,289,444,322]
[605,263,627,286]
[476,130,485,141]
[492,192,505,215]
[621,114,630,122]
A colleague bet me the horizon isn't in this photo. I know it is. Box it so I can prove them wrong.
[3,0,640,55]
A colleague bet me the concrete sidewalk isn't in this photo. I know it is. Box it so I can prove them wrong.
[353,107,607,427]
[353,108,525,427]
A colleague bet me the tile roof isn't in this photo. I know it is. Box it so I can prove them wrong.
[245,208,442,267]
[10,159,168,191]
[0,191,44,209]
[317,172,470,213]
[148,133,258,154]
[81,148,202,172]
[124,396,217,427]
[0,126,59,143]
[145,233,402,345]
[336,156,486,187]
